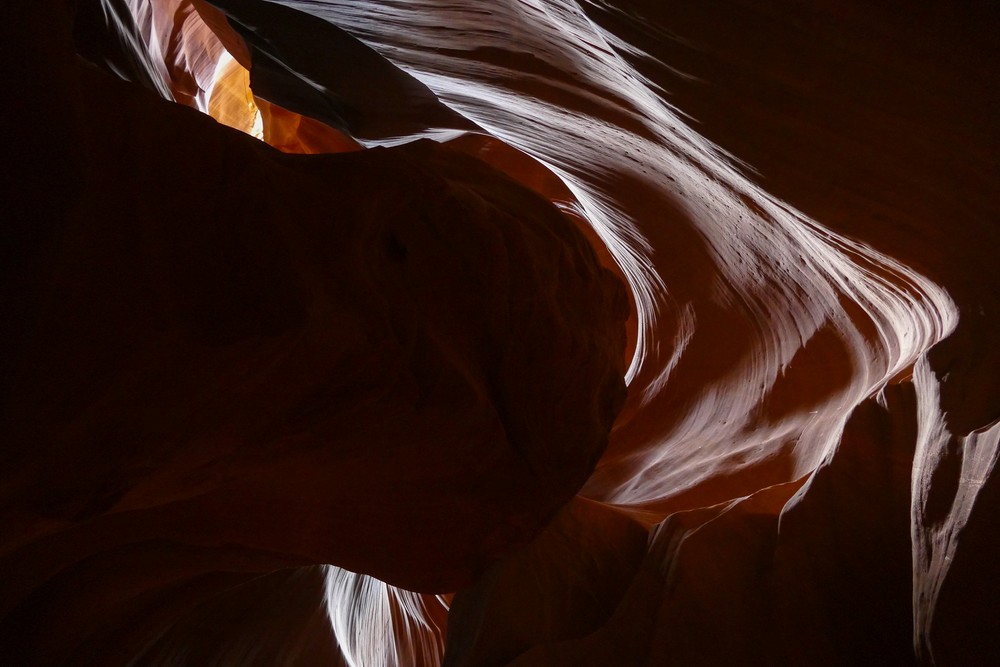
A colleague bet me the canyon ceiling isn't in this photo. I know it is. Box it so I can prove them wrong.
[2,1,998,665]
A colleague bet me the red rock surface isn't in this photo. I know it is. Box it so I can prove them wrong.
[2,0,998,666]
[2,2,626,663]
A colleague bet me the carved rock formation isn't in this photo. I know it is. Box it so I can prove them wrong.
[2,1,997,666]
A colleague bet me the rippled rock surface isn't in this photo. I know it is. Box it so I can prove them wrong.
[2,1,997,665]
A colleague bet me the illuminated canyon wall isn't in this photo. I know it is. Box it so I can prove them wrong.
[2,1,997,665]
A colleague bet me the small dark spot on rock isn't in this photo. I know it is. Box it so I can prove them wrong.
[385,231,408,262]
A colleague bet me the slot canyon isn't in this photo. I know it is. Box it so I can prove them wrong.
[2,1,997,665]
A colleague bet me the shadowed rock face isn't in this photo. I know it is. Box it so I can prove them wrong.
[2,2,627,663]
[3,0,998,666]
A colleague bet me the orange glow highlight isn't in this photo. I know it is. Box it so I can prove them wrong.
[206,52,262,139]
[125,0,358,152]
[204,48,358,152]
[256,97,362,154]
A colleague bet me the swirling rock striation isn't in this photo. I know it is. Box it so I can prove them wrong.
[2,0,998,665]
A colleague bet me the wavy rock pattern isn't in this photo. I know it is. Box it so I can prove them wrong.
[2,0,997,665]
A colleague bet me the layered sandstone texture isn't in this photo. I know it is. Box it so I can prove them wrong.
[1,1,997,666]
